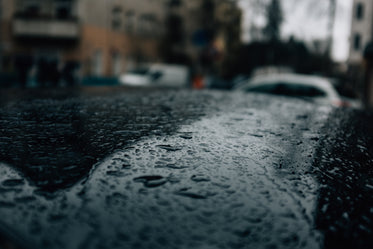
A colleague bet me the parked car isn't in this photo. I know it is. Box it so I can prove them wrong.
[234,73,349,107]
[0,88,373,249]
[119,64,190,88]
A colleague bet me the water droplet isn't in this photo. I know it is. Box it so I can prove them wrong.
[0,201,15,208]
[134,175,167,188]
[191,174,210,182]
[247,133,263,138]
[175,188,208,199]
[48,213,66,222]
[165,164,188,169]
[122,163,131,169]
[106,170,125,177]
[365,184,373,190]
[34,190,58,200]
[2,179,24,187]
[156,145,181,152]
[179,133,193,139]
[233,228,251,237]
[167,175,181,183]
[15,196,36,203]
[296,115,308,120]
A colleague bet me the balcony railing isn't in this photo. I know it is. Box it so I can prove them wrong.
[13,16,80,40]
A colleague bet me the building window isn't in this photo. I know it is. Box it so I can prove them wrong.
[354,33,361,51]
[56,6,70,19]
[138,14,156,35]
[24,4,41,18]
[168,0,182,8]
[112,6,122,30]
[165,14,184,43]
[125,11,135,33]
[356,2,364,20]
[55,0,74,19]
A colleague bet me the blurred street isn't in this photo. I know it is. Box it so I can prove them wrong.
[0,87,372,249]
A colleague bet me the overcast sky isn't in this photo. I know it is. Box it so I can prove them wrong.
[238,0,353,62]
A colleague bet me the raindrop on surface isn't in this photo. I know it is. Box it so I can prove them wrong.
[296,115,308,120]
[62,165,78,171]
[191,175,211,182]
[106,170,126,177]
[365,184,373,190]
[48,213,66,222]
[164,164,188,170]
[34,189,59,200]
[2,179,24,187]
[233,228,251,238]
[247,133,264,138]
[175,188,209,199]
[179,133,193,139]
[0,201,15,208]
[156,145,182,152]
[167,175,181,184]
[15,196,36,203]
[134,175,167,188]
[121,163,131,169]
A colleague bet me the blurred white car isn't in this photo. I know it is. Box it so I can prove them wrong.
[119,64,190,88]
[235,73,350,107]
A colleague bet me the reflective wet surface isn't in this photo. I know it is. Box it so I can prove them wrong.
[313,109,373,249]
[0,87,372,249]
[0,87,209,191]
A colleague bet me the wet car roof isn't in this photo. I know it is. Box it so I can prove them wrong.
[0,88,372,249]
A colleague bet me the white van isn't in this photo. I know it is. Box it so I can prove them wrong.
[119,64,190,88]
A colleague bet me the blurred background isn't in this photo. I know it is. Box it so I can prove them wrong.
[0,0,371,106]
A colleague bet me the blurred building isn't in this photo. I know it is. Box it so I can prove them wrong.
[349,0,373,64]
[0,0,165,85]
[163,0,242,78]
[0,0,241,86]
[348,0,373,99]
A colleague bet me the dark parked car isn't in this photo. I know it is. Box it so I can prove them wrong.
[0,87,372,249]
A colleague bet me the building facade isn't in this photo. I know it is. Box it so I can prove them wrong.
[349,0,373,64]
[0,0,166,85]
[0,0,241,86]
[164,0,241,78]
[348,0,373,106]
